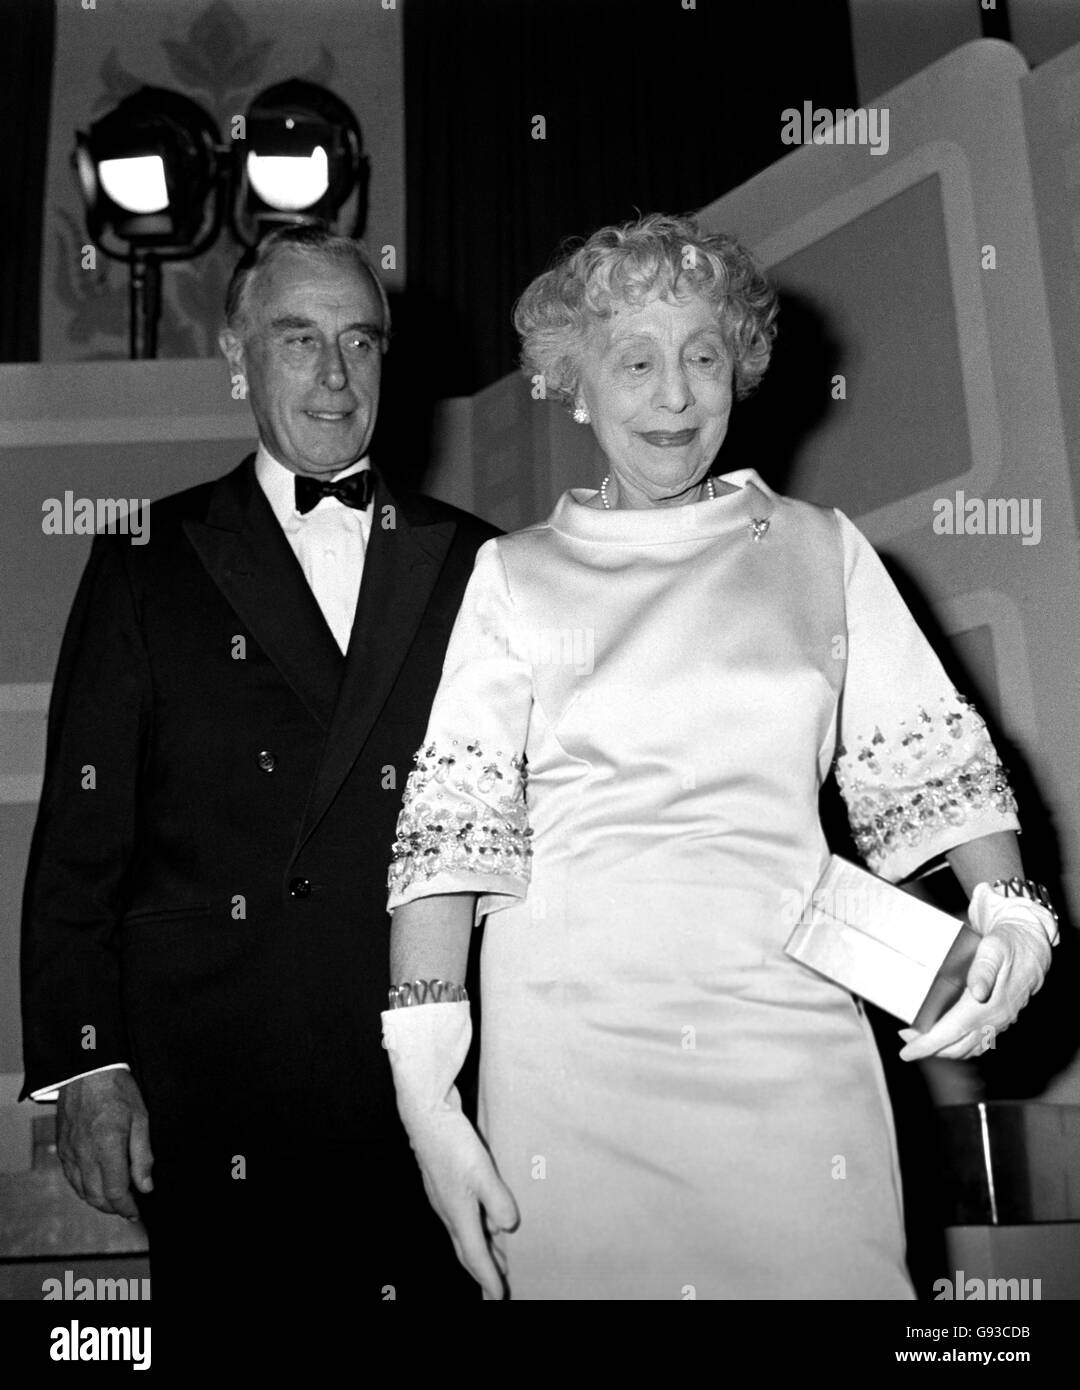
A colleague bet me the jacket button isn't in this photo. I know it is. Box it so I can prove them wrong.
[257,750,276,773]
[289,877,312,899]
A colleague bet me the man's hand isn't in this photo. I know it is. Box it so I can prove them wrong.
[56,1070,153,1220]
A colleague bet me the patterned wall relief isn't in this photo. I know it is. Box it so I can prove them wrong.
[44,0,404,362]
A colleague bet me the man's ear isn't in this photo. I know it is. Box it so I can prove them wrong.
[219,327,245,375]
[219,328,249,400]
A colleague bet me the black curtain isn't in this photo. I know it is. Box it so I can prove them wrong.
[0,0,55,362]
[403,0,859,398]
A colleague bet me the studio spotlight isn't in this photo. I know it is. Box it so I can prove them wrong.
[74,86,223,357]
[73,80,371,356]
[233,80,368,243]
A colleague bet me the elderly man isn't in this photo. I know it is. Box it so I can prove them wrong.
[20,226,496,1304]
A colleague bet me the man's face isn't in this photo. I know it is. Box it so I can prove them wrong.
[220,250,385,477]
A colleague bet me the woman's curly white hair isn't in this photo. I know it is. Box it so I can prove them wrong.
[513,213,778,405]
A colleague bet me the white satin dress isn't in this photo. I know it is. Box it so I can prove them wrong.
[387,468,1019,1300]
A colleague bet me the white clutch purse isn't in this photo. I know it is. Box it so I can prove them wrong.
[784,855,980,1029]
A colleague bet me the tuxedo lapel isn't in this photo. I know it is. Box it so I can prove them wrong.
[294,473,457,851]
[182,458,344,730]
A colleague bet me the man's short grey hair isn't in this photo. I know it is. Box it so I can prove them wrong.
[514,212,778,404]
[224,225,391,344]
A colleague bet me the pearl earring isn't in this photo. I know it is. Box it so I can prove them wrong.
[572,403,590,425]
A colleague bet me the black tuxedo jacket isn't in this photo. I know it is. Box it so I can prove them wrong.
[20,457,499,1162]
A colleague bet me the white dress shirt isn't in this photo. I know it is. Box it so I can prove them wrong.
[31,444,374,1100]
[254,443,373,655]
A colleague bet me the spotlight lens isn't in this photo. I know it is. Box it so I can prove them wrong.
[99,155,169,214]
[247,146,329,211]
[74,144,99,204]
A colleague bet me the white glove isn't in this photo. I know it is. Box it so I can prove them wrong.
[899,882,1055,1062]
[381,1001,518,1298]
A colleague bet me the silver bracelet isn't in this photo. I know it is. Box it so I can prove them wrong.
[988,877,1058,923]
[388,979,469,1009]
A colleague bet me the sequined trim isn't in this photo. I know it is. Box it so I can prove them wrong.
[835,694,1017,871]
[388,738,532,898]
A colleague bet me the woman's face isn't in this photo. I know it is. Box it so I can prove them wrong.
[575,291,733,506]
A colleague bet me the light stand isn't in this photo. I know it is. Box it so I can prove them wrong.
[128,249,162,361]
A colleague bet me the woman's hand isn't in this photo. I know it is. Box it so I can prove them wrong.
[382,999,518,1298]
[409,1106,519,1299]
[898,885,1054,1062]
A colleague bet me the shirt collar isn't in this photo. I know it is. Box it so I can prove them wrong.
[254,443,371,526]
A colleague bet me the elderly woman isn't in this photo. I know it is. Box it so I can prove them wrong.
[379,214,1057,1300]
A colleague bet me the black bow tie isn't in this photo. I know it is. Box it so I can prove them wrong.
[294,469,375,515]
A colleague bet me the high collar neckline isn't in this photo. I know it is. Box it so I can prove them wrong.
[546,467,778,543]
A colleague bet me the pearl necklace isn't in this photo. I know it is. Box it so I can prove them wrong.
[600,475,717,509]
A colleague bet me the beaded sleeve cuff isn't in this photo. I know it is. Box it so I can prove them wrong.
[835,694,1018,876]
[388,737,532,900]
